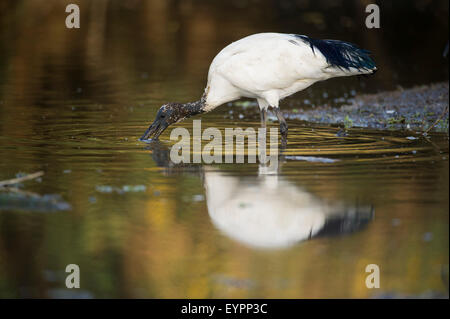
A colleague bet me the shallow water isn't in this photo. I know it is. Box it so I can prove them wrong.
[0,1,449,298]
[0,112,448,298]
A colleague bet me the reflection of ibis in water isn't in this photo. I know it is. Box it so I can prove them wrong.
[146,141,373,249]
[203,165,373,249]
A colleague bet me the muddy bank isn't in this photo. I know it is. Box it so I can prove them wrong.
[282,82,449,133]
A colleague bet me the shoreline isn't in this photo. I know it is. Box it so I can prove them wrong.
[281,82,449,133]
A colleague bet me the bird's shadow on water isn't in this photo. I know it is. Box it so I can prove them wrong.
[143,140,374,249]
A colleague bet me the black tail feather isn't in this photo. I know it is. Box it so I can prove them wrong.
[294,35,376,72]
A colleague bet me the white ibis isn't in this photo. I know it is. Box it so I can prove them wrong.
[140,32,377,141]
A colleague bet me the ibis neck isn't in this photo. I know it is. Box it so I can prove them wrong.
[181,93,207,118]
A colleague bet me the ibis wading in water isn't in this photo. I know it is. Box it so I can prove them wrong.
[140,33,377,141]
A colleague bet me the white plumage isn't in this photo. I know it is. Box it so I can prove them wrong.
[205,33,374,111]
[141,32,377,141]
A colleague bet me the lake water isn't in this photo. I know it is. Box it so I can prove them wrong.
[0,0,448,298]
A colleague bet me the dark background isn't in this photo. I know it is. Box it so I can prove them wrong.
[0,0,448,113]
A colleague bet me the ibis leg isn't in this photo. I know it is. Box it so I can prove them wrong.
[273,107,288,140]
[260,109,267,128]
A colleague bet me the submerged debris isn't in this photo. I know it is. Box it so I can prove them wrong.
[212,274,255,289]
[95,185,147,194]
[0,192,71,212]
[373,290,448,299]
[284,156,338,163]
[0,171,44,187]
[335,128,348,137]
[0,171,71,212]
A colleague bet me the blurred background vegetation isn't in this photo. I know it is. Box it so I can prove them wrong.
[0,0,448,105]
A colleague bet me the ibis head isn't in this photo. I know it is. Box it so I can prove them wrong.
[140,100,205,141]
[140,103,182,141]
